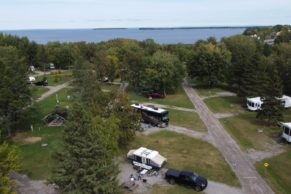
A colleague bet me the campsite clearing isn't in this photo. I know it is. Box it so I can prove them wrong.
[169,109,207,132]
[256,148,291,194]
[36,71,72,86]
[128,86,194,109]
[129,130,240,187]
[204,96,244,114]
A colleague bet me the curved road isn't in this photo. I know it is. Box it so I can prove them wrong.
[182,81,274,194]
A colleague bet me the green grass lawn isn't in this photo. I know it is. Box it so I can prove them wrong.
[283,109,291,121]
[37,71,72,86]
[204,96,245,114]
[30,85,49,99]
[195,87,227,97]
[14,88,75,180]
[37,88,74,117]
[221,112,281,150]
[127,86,194,109]
[169,109,207,131]
[129,131,240,187]
[15,126,63,180]
[100,83,119,91]
[256,148,291,194]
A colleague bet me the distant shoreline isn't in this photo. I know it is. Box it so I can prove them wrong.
[138,27,249,30]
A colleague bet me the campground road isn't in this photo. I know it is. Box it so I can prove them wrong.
[36,81,72,102]
[182,81,274,194]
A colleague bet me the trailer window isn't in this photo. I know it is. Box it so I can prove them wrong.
[284,127,289,135]
[135,156,142,163]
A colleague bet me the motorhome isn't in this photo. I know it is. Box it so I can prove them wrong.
[127,147,167,169]
[246,97,263,111]
[281,122,291,143]
[131,103,169,127]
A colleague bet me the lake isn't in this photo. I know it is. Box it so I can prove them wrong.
[0,28,245,44]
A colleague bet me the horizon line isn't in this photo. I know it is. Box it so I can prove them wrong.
[0,24,288,31]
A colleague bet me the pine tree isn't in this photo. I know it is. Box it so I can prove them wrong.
[257,58,283,125]
[52,103,121,194]
[111,92,140,147]
[0,141,20,194]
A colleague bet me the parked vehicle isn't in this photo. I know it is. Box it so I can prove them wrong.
[131,103,169,127]
[127,147,167,170]
[246,97,263,111]
[165,169,208,191]
[34,80,48,86]
[281,122,291,143]
[145,92,166,99]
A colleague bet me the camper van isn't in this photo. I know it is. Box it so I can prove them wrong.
[281,123,291,143]
[127,147,167,169]
[246,97,263,111]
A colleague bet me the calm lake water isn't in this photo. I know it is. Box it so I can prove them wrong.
[1,28,245,44]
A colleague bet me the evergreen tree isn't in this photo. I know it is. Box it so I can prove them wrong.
[0,46,31,137]
[52,103,120,194]
[0,141,20,194]
[111,92,140,147]
[257,58,283,125]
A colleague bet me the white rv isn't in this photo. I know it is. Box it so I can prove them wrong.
[246,97,263,111]
[127,147,167,169]
[278,95,291,108]
[281,122,291,143]
[28,76,36,83]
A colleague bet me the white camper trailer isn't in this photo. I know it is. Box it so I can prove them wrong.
[278,95,291,108]
[246,97,263,111]
[127,147,167,169]
[28,76,36,83]
[281,122,291,143]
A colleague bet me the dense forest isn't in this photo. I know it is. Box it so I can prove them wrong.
[0,25,291,193]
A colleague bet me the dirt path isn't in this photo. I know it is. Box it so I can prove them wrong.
[36,81,72,102]
[214,112,239,119]
[246,144,285,163]
[10,172,56,194]
[141,124,212,143]
[201,91,237,100]
[182,81,274,194]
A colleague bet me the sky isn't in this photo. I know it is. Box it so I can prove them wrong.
[0,0,290,30]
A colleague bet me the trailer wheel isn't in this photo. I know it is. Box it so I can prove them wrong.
[169,178,175,185]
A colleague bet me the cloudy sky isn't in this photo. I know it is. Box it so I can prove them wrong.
[0,0,290,30]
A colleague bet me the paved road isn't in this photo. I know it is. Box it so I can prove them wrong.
[182,81,274,194]
[36,81,72,102]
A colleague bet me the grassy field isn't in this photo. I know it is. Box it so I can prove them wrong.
[14,88,74,179]
[129,131,240,187]
[29,85,49,99]
[100,83,119,91]
[283,109,291,121]
[256,148,291,194]
[14,126,63,179]
[127,86,194,109]
[195,88,227,97]
[36,71,72,86]
[221,112,281,150]
[169,109,207,131]
[204,96,245,113]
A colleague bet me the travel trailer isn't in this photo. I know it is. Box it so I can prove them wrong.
[247,95,291,111]
[281,122,291,143]
[131,103,169,127]
[127,147,167,169]
[246,97,263,111]
[278,95,291,108]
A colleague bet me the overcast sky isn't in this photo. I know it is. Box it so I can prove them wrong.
[0,0,290,30]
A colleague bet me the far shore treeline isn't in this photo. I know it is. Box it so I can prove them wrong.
[0,24,291,193]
